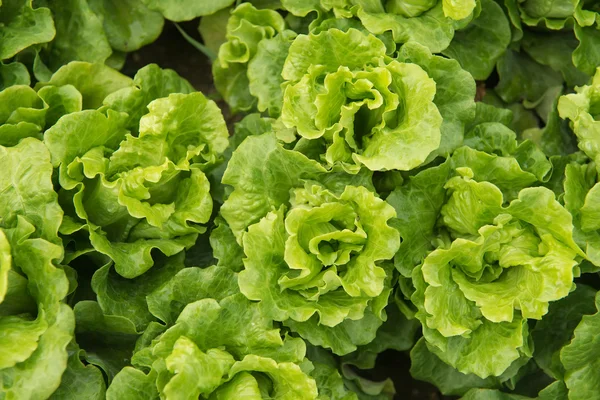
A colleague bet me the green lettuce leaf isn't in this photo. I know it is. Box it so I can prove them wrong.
[209,218,245,272]
[397,41,476,161]
[0,0,55,61]
[461,380,568,400]
[36,0,112,72]
[558,70,600,265]
[37,61,132,110]
[50,342,106,400]
[521,88,579,157]
[0,81,83,147]
[342,297,420,369]
[103,63,195,132]
[91,254,185,330]
[88,0,164,52]
[306,346,359,400]
[563,162,600,266]
[496,49,563,105]
[560,289,600,400]
[0,61,30,90]
[441,0,511,80]
[146,264,239,326]
[198,7,230,56]
[499,0,598,101]
[340,364,396,400]
[531,283,597,380]
[410,338,503,396]
[521,30,590,88]
[1,304,74,399]
[221,132,326,241]
[573,24,600,77]
[281,29,441,171]
[0,138,63,242]
[0,85,46,146]
[141,0,235,21]
[558,67,600,168]
[387,161,452,277]
[72,300,139,381]
[239,197,396,355]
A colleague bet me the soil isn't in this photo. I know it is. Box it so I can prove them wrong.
[122,21,453,400]
[122,21,215,93]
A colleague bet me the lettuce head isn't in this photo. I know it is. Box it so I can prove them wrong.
[221,132,400,355]
[279,28,475,172]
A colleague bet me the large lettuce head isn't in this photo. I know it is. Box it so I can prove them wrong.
[221,133,400,355]
[387,109,555,281]
[385,107,579,379]
[107,265,319,400]
[280,28,475,172]
[410,165,582,378]
[42,63,228,279]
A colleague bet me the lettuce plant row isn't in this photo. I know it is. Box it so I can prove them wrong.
[1,0,600,399]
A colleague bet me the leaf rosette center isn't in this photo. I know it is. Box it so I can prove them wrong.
[280,183,370,296]
[280,28,443,172]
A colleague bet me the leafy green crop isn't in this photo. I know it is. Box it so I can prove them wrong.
[2,0,600,399]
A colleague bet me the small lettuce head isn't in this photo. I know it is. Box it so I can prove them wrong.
[411,167,582,378]
[280,28,475,172]
[282,0,479,52]
[221,132,400,355]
